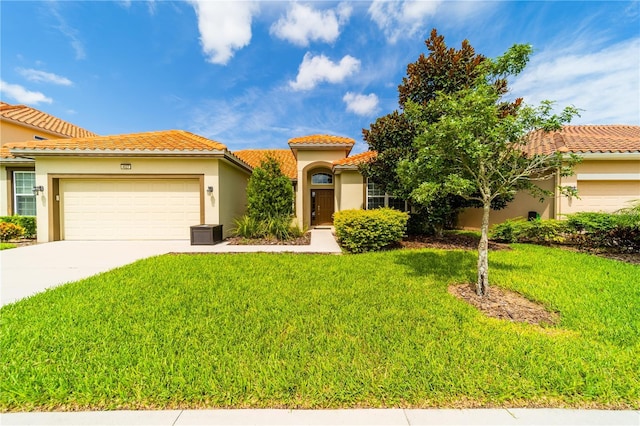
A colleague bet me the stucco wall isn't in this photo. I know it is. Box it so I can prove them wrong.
[457,178,555,229]
[458,158,640,228]
[32,156,223,242]
[336,170,365,211]
[218,160,250,238]
[0,121,63,145]
[1,121,45,216]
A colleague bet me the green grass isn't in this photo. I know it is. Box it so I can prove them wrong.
[1,245,638,411]
[0,243,17,250]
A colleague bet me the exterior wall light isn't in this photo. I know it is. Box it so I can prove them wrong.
[32,185,44,195]
[206,186,214,195]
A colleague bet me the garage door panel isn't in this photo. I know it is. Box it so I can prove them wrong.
[571,180,640,213]
[61,179,200,240]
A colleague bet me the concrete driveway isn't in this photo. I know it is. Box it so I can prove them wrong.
[0,230,341,307]
[0,241,188,306]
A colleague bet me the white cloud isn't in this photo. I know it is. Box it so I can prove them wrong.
[0,81,53,105]
[17,68,73,86]
[368,0,441,44]
[270,2,351,46]
[343,92,379,116]
[511,37,640,124]
[289,53,360,91]
[48,4,86,60]
[188,1,259,65]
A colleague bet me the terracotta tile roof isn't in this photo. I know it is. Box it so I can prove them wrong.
[333,150,377,167]
[1,145,33,162]
[0,101,98,139]
[288,134,355,146]
[234,149,297,179]
[526,125,640,155]
[6,130,227,155]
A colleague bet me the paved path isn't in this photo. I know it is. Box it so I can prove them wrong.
[1,408,638,425]
[0,229,341,306]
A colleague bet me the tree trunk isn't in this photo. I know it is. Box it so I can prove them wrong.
[476,202,490,296]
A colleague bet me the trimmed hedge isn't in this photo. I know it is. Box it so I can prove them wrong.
[0,216,36,239]
[334,208,409,253]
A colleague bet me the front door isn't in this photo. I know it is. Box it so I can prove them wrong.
[311,189,334,226]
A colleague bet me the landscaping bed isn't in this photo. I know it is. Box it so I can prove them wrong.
[226,232,311,246]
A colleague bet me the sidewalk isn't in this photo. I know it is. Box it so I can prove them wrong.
[177,228,342,254]
[1,408,638,425]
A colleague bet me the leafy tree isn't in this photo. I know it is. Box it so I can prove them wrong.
[399,44,580,296]
[362,29,490,234]
[246,155,294,222]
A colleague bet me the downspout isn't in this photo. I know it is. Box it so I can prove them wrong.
[554,166,561,220]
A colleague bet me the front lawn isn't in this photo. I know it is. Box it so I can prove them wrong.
[0,243,16,250]
[1,245,638,410]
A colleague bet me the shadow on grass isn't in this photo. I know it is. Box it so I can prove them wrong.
[395,250,476,283]
[394,249,533,284]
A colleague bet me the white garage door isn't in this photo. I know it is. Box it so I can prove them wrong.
[60,179,201,240]
[573,180,640,213]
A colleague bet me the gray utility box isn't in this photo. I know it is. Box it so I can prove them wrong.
[190,224,223,245]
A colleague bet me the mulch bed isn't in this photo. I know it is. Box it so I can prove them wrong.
[399,233,510,251]
[449,283,559,326]
[226,233,311,246]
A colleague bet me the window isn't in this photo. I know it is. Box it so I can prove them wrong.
[311,172,332,185]
[366,179,408,211]
[14,171,36,216]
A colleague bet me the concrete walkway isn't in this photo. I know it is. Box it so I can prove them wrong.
[0,229,341,306]
[1,408,637,425]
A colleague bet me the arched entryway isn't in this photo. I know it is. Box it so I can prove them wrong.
[303,164,335,227]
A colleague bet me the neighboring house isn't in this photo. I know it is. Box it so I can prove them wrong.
[457,125,640,227]
[0,102,98,217]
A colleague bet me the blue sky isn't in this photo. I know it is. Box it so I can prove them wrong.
[1,1,638,153]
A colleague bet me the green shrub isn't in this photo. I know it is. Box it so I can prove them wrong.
[492,206,640,253]
[564,208,640,253]
[491,218,566,244]
[0,216,36,238]
[521,219,567,244]
[565,212,618,233]
[263,216,294,240]
[233,215,304,241]
[246,155,294,222]
[233,215,266,239]
[0,222,25,242]
[334,208,409,253]
[490,218,526,243]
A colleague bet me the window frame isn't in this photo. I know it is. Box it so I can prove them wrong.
[13,171,37,216]
[311,172,333,185]
[366,179,408,211]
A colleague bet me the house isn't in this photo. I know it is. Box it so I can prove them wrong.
[5,130,252,242]
[457,125,640,227]
[1,102,98,218]
[3,101,637,242]
[234,146,377,229]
